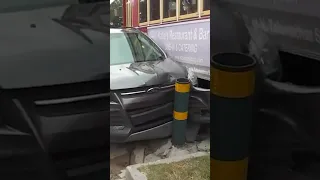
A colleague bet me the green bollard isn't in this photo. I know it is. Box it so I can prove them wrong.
[172,78,191,146]
[210,53,256,180]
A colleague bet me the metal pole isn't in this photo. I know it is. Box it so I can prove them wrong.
[172,78,191,146]
[210,53,256,180]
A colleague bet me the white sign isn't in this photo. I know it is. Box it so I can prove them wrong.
[148,19,210,81]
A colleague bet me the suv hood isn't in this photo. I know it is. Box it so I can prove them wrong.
[0,5,108,89]
[110,58,187,90]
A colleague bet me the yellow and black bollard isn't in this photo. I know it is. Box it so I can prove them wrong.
[210,53,256,180]
[172,78,191,146]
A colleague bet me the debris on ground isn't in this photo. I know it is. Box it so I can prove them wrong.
[153,139,172,156]
[144,154,162,163]
[197,138,210,152]
[118,169,126,179]
[167,146,190,158]
[131,145,146,164]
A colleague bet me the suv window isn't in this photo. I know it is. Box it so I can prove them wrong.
[110,30,166,65]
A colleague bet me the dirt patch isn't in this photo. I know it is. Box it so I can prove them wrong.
[110,154,130,180]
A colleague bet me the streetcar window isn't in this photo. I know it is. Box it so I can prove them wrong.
[163,0,176,19]
[110,0,122,27]
[139,0,147,23]
[137,0,210,25]
[150,0,160,21]
[180,0,197,16]
[203,0,210,11]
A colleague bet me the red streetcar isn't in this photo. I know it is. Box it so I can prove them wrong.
[123,0,210,86]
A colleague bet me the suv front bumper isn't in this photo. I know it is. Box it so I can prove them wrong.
[110,86,210,143]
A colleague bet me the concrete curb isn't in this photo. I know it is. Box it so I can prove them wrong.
[125,152,209,180]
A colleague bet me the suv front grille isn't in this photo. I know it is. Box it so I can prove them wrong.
[119,85,174,128]
[118,84,174,96]
[127,103,165,115]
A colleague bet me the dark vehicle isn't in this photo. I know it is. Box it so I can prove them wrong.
[0,1,108,180]
[213,1,320,179]
[110,28,210,143]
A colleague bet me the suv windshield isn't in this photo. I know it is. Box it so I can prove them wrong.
[110,29,166,65]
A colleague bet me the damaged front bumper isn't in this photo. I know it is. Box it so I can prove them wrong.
[110,85,210,143]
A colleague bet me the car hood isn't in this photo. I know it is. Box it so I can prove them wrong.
[0,5,108,89]
[110,58,187,90]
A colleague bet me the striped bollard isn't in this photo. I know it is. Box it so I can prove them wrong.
[210,53,256,180]
[172,78,191,146]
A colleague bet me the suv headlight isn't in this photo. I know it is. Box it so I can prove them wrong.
[187,68,198,86]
